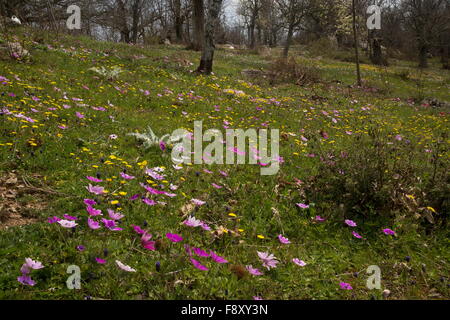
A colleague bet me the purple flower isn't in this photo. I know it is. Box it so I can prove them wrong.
[166,233,183,242]
[120,172,135,180]
[57,219,78,228]
[210,251,228,264]
[86,205,102,216]
[292,258,307,267]
[88,218,101,230]
[95,258,107,264]
[339,282,353,290]
[246,265,263,276]
[193,248,210,257]
[278,234,291,244]
[296,203,309,209]
[257,251,279,270]
[86,184,105,195]
[382,228,396,236]
[102,219,123,231]
[190,258,208,271]
[345,219,357,227]
[352,231,363,239]
[86,176,102,183]
[76,245,86,251]
[18,275,36,286]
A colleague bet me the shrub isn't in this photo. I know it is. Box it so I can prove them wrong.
[267,57,321,86]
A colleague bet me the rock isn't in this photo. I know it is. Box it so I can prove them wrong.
[163,38,171,45]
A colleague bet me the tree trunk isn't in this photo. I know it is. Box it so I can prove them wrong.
[418,42,428,68]
[197,0,223,74]
[191,0,205,51]
[283,24,294,58]
[131,0,141,44]
[174,0,183,42]
[442,45,449,70]
[352,0,362,86]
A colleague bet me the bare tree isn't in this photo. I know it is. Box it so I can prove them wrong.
[191,0,205,50]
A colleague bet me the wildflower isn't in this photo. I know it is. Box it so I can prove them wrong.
[339,282,353,290]
[296,203,309,209]
[382,228,396,236]
[166,233,183,242]
[76,245,85,251]
[257,251,279,270]
[86,176,102,183]
[315,216,325,222]
[109,134,118,140]
[95,258,106,264]
[278,234,291,244]
[86,184,105,195]
[107,209,124,220]
[48,216,61,224]
[193,248,210,257]
[292,258,306,267]
[88,218,101,230]
[84,199,97,206]
[115,260,136,272]
[57,220,78,228]
[191,198,206,206]
[183,216,203,228]
[18,275,36,286]
[120,172,135,180]
[210,251,228,264]
[345,219,357,227]
[102,219,123,231]
[131,225,146,235]
[86,205,102,216]
[141,233,156,251]
[246,265,263,276]
[190,258,208,271]
[352,231,363,239]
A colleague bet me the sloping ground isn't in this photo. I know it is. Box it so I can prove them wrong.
[0,28,448,299]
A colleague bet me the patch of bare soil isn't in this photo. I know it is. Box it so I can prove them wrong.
[0,171,49,230]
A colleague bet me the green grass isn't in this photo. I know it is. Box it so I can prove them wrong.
[0,27,449,300]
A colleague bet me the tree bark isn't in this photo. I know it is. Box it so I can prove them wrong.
[352,0,362,86]
[283,24,294,58]
[191,0,205,51]
[197,0,223,74]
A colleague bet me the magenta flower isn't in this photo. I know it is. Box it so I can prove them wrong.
[345,219,357,227]
[315,215,326,222]
[257,251,279,270]
[296,203,309,209]
[382,228,396,236]
[86,176,102,183]
[142,198,156,206]
[193,248,210,257]
[339,282,353,290]
[166,233,183,242]
[132,225,146,235]
[48,216,61,224]
[292,258,307,267]
[253,296,263,300]
[190,258,209,271]
[95,258,106,264]
[246,265,264,276]
[212,183,223,189]
[86,184,105,195]
[183,216,203,228]
[84,199,97,206]
[120,172,135,180]
[86,205,102,216]
[75,112,85,119]
[141,233,156,251]
[102,219,123,231]
[107,209,124,220]
[210,251,228,264]
[352,231,363,239]
[88,218,101,230]
[278,234,291,244]
[63,214,78,221]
